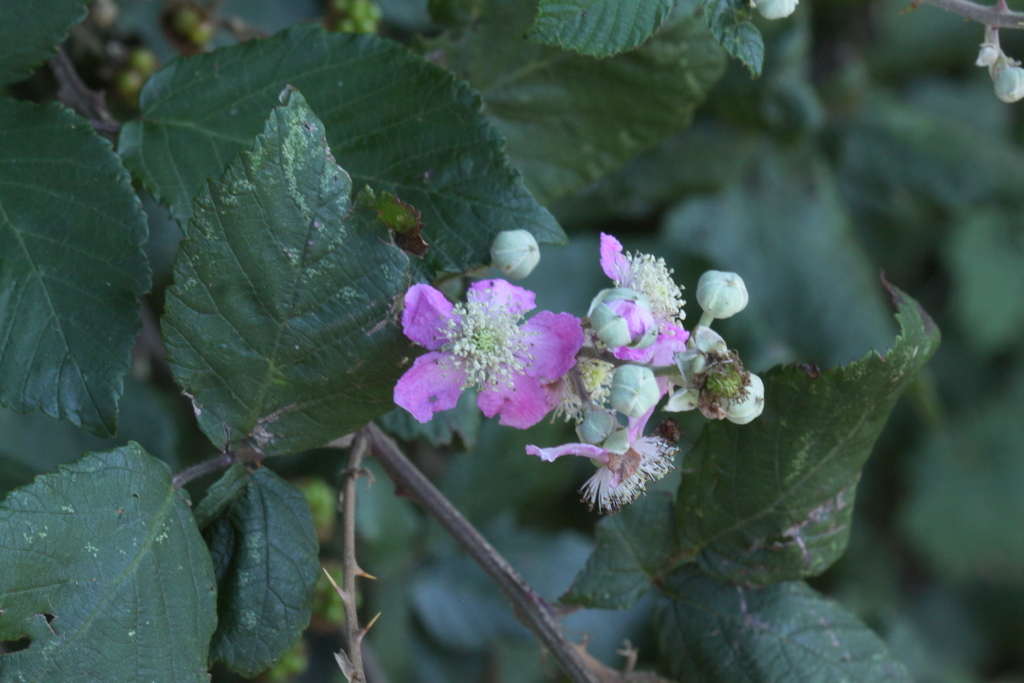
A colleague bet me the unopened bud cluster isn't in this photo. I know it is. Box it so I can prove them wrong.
[976,28,1024,103]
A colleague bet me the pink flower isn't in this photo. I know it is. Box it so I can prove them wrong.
[394,280,585,429]
[599,234,689,364]
[525,408,677,513]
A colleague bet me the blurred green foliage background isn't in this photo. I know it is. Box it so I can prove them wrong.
[5,0,1024,680]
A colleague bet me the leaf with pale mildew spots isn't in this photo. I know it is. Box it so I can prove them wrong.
[161,87,414,456]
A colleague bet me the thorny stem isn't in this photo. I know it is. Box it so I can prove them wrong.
[47,47,120,138]
[172,452,237,489]
[337,432,373,682]
[365,423,601,683]
[915,0,1024,28]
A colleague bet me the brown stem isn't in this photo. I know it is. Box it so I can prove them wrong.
[47,46,120,138]
[337,432,373,682]
[365,423,601,683]
[916,0,1024,27]
[172,451,236,489]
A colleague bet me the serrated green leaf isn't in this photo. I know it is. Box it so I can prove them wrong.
[205,467,320,676]
[526,0,674,58]
[703,0,764,77]
[675,284,940,586]
[663,144,892,367]
[432,0,726,205]
[0,0,88,86]
[902,391,1024,583]
[562,492,678,609]
[193,464,250,530]
[0,443,216,682]
[162,88,413,455]
[0,100,150,437]
[117,25,562,279]
[653,565,912,682]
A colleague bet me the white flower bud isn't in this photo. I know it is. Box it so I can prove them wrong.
[994,65,1024,103]
[726,373,765,425]
[588,288,658,349]
[609,365,660,418]
[490,229,540,279]
[577,410,618,445]
[976,43,1001,67]
[665,387,700,412]
[754,0,798,19]
[697,270,749,320]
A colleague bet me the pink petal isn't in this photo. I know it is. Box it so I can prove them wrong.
[393,351,466,423]
[526,442,608,463]
[649,323,690,367]
[468,279,536,316]
[600,233,631,284]
[605,298,657,345]
[626,407,656,443]
[613,345,655,364]
[402,284,455,351]
[477,372,557,429]
[519,311,585,381]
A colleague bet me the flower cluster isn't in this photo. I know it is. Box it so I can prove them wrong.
[393,230,765,514]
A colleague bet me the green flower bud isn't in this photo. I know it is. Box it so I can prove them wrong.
[726,373,765,425]
[610,364,660,418]
[577,410,617,444]
[696,270,749,320]
[491,229,540,279]
[588,288,657,349]
[994,65,1024,103]
[665,387,699,412]
[754,0,798,19]
[601,428,632,455]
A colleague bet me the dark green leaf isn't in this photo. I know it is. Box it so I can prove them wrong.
[562,492,678,609]
[654,565,912,682]
[162,87,413,455]
[193,464,250,530]
[526,0,674,58]
[378,388,481,449]
[902,393,1024,582]
[944,210,1024,353]
[675,284,940,585]
[0,379,187,491]
[663,144,892,367]
[837,96,1024,216]
[0,0,88,86]
[0,100,150,437]
[117,25,562,279]
[0,443,216,682]
[0,452,36,494]
[703,0,764,77]
[411,520,591,650]
[432,0,726,205]
[204,467,320,676]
